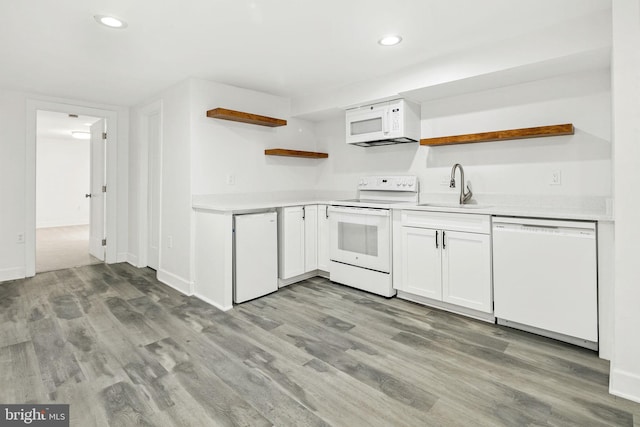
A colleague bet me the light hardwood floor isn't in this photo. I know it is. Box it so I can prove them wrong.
[0,263,638,426]
[36,225,101,273]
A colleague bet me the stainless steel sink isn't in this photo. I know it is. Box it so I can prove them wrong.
[418,203,492,209]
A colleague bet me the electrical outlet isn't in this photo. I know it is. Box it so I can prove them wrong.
[440,176,449,186]
[226,174,236,185]
[16,233,24,244]
[167,235,173,249]
[550,170,562,186]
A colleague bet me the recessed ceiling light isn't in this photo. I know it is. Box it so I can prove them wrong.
[71,131,91,140]
[94,15,127,29]
[378,35,402,46]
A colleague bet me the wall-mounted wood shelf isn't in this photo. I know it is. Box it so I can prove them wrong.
[420,123,574,146]
[265,149,328,159]
[206,108,287,127]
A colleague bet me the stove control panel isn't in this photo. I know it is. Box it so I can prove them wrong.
[357,176,418,192]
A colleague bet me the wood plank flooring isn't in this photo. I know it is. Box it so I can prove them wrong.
[1,263,638,426]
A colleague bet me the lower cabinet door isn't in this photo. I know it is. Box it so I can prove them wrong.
[304,205,318,272]
[441,231,492,313]
[280,206,306,279]
[317,204,330,271]
[400,226,442,300]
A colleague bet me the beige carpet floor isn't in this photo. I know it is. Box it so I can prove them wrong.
[36,224,102,273]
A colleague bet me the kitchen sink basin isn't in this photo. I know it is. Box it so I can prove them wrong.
[418,203,492,209]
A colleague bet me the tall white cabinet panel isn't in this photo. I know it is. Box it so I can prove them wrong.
[279,206,306,279]
[304,205,318,271]
[279,204,321,283]
[400,227,442,300]
[317,204,330,272]
[441,231,492,313]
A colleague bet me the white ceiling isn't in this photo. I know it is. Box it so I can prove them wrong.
[37,110,100,140]
[0,0,611,106]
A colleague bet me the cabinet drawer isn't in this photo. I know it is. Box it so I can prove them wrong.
[401,210,490,234]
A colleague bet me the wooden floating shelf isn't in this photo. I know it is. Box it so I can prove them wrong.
[206,108,287,127]
[265,149,328,159]
[420,123,574,146]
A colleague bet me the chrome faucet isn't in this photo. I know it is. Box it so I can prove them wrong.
[450,163,473,204]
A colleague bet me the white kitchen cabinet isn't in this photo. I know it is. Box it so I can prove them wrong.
[304,205,318,271]
[279,206,305,279]
[400,227,442,300]
[278,205,318,283]
[317,204,330,272]
[395,210,492,317]
[441,230,492,312]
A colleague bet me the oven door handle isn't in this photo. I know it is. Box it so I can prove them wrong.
[328,206,390,217]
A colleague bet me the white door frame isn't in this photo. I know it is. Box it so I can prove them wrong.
[26,99,120,277]
[136,100,163,269]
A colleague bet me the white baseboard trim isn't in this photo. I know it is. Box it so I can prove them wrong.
[610,367,640,404]
[0,267,26,283]
[397,290,495,323]
[157,269,192,295]
[194,293,233,312]
[116,252,128,263]
[278,271,320,288]
[126,253,139,267]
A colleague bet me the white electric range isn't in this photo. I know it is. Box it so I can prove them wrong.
[328,176,419,297]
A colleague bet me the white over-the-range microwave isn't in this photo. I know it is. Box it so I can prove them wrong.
[345,98,421,147]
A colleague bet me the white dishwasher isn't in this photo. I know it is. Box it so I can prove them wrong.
[492,217,598,349]
[234,211,278,303]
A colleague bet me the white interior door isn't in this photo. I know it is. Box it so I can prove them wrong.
[89,119,106,261]
[147,111,161,269]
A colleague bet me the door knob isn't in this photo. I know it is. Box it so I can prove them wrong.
[85,193,92,198]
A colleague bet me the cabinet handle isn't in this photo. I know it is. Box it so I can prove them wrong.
[325,205,329,219]
[302,206,305,220]
[435,230,439,249]
[442,230,446,249]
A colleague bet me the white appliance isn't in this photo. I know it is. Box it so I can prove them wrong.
[345,99,420,147]
[492,217,598,349]
[329,176,419,297]
[233,211,278,303]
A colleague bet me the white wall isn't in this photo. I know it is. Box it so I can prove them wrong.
[36,137,90,228]
[129,78,321,291]
[0,88,129,282]
[316,69,612,204]
[156,80,193,292]
[610,0,640,404]
[0,90,28,280]
[190,79,319,195]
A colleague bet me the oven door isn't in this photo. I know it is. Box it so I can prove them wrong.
[328,206,391,273]
[346,104,389,145]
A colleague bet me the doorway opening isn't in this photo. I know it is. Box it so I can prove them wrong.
[35,110,105,273]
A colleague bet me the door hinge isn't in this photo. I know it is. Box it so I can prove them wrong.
[102,185,107,193]
[102,238,107,246]
[102,132,107,140]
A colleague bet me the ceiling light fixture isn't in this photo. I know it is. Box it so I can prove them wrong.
[378,35,402,46]
[94,15,127,29]
[71,131,91,140]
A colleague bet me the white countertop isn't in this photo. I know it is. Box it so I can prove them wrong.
[192,190,354,214]
[193,191,613,222]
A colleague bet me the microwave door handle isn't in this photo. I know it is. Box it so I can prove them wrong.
[383,109,390,134]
